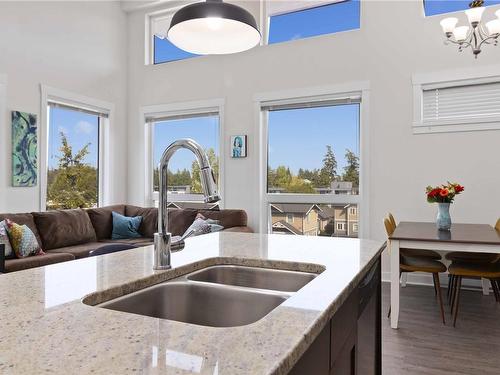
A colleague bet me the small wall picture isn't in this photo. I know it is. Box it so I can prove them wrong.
[12,111,38,187]
[231,135,247,158]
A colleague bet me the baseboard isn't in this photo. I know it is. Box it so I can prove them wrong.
[381,271,487,291]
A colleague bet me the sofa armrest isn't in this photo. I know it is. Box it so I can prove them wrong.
[223,226,254,233]
[0,244,5,273]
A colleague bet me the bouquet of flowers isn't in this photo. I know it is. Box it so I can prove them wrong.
[426,182,464,203]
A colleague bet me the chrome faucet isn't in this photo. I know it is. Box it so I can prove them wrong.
[154,138,220,270]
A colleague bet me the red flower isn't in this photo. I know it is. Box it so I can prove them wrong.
[439,189,449,197]
[454,184,464,193]
[427,188,440,198]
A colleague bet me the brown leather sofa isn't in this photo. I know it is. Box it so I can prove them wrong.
[0,204,252,273]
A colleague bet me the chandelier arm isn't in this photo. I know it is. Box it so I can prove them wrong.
[477,34,500,49]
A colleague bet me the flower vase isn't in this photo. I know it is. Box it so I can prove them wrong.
[436,202,451,231]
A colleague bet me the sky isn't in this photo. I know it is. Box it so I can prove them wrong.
[268,104,359,174]
[424,0,500,16]
[48,107,99,169]
[153,116,219,170]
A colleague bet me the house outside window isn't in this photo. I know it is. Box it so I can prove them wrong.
[267,0,360,44]
[337,222,347,231]
[260,85,368,238]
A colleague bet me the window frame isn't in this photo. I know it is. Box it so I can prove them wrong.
[255,81,370,237]
[263,0,360,45]
[40,85,113,212]
[141,98,225,208]
[412,67,500,134]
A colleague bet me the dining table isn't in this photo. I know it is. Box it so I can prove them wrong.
[388,221,500,329]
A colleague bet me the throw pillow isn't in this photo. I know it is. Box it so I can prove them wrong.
[182,213,224,238]
[5,219,44,258]
[0,220,13,258]
[111,212,142,240]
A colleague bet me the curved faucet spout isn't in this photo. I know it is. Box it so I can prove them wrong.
[154,138,220,270]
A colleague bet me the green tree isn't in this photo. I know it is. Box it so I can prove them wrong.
[286,176,315,193]
[47,132,97,209]
[191,148,219,193]
[275,166,292,188]
[319,145,337,187]
[342,149,359,187]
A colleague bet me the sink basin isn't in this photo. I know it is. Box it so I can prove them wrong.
[98,281,287,327]
[187,265,317,292]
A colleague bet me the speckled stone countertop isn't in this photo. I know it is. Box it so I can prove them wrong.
[0,232,384,375]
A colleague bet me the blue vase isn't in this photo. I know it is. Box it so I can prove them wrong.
[436,203,451,231]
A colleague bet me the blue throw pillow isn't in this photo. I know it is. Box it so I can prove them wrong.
[111,212,142,240]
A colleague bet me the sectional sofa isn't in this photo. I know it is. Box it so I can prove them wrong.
[0,204,252,273]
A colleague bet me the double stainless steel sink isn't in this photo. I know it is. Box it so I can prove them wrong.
[95,265,318,328]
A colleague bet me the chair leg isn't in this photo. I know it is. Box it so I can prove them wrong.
[432,273,438,296]
[447,274,452,301]
[448,275,456,307]
[453,276,463,328]
[491,279,500,302]
[433,273,446,325]
[388,270,404,318]
[450,275,459,315]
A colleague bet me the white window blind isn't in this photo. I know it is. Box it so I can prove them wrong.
[422,81,500,124]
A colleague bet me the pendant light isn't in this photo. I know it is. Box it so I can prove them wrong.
[167,0,261,55]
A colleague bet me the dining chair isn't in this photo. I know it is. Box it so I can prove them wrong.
[387,213,442,260]
[448,260,500,327]
[447,218,500,327]
[384,216,447,324]
[444,218,500,264]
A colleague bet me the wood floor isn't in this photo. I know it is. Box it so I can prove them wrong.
[381,282,500,375]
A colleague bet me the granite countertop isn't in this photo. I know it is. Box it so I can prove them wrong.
[0,232,384,375]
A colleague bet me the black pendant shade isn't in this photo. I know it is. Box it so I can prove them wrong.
[168,0,261,55]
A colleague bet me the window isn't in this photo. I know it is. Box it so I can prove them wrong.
[413,73,500,133]
[266,101,360,195]
[267,0,360,44]
[349,207,357,215]
[336,222,346,231]
[353,223,358,233]
[286,213,294,223]
[46,103,104,210]
[149,13,198,64]
[423,0,500,17]
[261,90,364,238]
[149,111,220,205]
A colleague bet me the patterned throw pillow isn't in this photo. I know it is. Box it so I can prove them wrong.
[182,213,224,238]
[5,219,44,258]
[0,220,13,258]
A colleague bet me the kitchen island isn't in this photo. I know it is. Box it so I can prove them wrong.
[0,232,384,375]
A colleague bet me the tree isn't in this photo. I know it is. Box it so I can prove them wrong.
[191,148,219,193]
[47,132,97,209]
[319,145,337,187]
[286,176,315,193]
[342,149,359,187]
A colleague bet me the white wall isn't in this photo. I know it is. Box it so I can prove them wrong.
[0,1,128,213]
[126,0,500,259]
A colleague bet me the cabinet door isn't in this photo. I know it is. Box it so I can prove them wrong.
[289,322,330,375]
[330,327,356,375]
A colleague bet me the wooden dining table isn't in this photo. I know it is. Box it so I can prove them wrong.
[388,222,500,329]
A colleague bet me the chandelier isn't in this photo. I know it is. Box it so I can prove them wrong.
[439,0,500,58]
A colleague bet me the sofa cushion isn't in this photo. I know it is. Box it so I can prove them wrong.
[5,219,45,258]
[0,220,13,258]
[125,206,157,238]
[32,209,97,250]
[5,252,74,273]
[86,205,126,240]
[0,213,42,247]
[196,209,247,229]
[100,238,153,247]
[46,242,104,259]
[111,212,142,240]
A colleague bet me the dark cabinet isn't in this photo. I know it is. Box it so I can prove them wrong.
[289,258,381,375]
